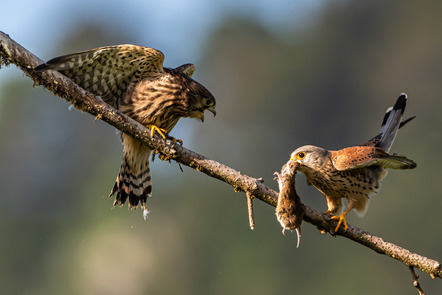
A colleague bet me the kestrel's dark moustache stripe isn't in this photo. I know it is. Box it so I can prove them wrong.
[289,94,415,232]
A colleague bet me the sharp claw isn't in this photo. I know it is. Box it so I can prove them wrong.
[173,138,183,145]
[331,214,349,232]
[146,125,183,144]
[147,125,167,139]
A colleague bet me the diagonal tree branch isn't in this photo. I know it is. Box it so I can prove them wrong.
[1,31,441,283]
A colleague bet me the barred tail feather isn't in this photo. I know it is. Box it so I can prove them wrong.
[377,93,408,152]
[110,160,152,209]
[364,93,415,149]
[109,135,153,214]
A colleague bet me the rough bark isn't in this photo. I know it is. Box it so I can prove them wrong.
[1,31,441,282]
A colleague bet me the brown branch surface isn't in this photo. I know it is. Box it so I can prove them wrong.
[1,31,441,280]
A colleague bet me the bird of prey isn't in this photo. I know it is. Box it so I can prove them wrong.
[35,44,216,218]
[289,94,416,232]
[274,160,304,247]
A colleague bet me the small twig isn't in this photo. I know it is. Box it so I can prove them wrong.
[409,266,426,295]
[246,192,255,230]
[1,30,442,282]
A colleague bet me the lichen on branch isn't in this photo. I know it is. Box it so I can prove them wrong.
[1,31,441,282]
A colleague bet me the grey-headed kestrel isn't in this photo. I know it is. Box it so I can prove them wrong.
[289,94,416,232]
[35,44,216,218]
[274,161,304,248]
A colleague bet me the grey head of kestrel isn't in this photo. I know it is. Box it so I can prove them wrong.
[289,94,416,232]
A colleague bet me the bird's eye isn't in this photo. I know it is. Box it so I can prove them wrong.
[205,98,214,107]
[297,152,306,160]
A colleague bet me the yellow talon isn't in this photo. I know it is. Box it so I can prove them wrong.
[94,114,103,122]
[146,125,167,139]
[159,154,172,161]
[146,125,183,144]
[173,138,183,145]
[331,213,349,232]
[170,136,183,145]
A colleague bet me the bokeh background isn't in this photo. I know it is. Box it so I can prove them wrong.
[1,0,441,294]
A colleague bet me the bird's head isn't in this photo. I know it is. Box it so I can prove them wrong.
[290,145,329,171]
[174,64,216,122]
[189,90,216,123]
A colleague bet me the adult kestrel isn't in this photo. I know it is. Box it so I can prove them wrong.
[274,160,304,247]
[35,44,216,217]
[290,94,416,232]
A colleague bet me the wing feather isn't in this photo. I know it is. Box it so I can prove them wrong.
[35,44,165,108]
[331,146,416,171]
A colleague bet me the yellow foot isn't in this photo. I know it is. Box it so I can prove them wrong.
[172,137,183,145]
[316,224,327,234]
[158,154,173,161]
[146,125,167,139]
[331,214,348,232]
[146,125,183,144]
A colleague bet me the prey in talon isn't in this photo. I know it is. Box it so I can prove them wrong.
[289,94,416,232]
[274,160,305,248]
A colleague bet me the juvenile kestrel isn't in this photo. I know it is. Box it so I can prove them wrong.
[274,161,304,247]
[35,44,216,217]
[290,94,416,231]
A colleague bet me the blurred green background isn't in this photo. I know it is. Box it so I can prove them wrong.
[1,0,441,294]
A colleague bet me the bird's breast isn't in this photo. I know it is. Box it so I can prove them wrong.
[302,163,382,199]
[120,80,189,131]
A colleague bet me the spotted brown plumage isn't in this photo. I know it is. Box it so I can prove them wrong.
[35,44,216,217]
[289,94,416,232]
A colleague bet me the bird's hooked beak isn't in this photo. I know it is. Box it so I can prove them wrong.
[288,160,299,169]
[289,157,301,167]
[208,107,216,117]
[200,106,216,122]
